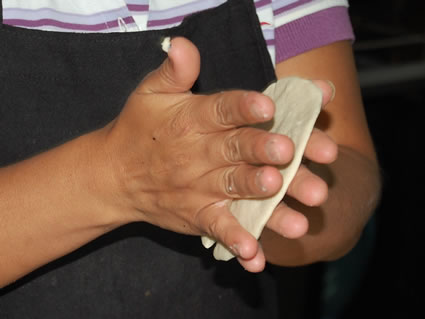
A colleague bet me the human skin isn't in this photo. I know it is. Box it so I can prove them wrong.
[257,40,382,269]
[0,37,344,287]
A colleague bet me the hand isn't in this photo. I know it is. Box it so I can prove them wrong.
[267,124,338,231]
[99,37,295,264]
[243,84,338,269]
[256,41,380,267]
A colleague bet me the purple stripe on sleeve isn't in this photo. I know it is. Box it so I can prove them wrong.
[266,39,276,46]
[254,0,272,9]
[3,16,136,32]
[274,6,354,63]
[274,0,313,16]
[127,4,149,12]
[147,14,186,28]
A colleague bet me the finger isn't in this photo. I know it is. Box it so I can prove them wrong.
[202,165,283,199]
[286,165,328,207]
[208,127,294,166]
[311,80,335,106]
[198,202,259,260]
[266,203,309,239]
[237,244,266,273]
[138,37,200,94]
[192,90,275,132]
[304,128,338,164]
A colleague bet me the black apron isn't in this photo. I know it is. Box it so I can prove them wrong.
[0,1,280,318]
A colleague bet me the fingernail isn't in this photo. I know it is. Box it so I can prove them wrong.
[255,170,268,193]
[265,139,281,162]
[250,101,269,120]
[327,80,336,102]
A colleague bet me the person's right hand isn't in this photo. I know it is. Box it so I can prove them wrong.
[95,37,293,268]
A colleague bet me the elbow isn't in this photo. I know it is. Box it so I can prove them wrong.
[325,180,382,262]
[323,228,364,262]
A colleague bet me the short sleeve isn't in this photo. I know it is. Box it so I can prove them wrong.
[272,0,355,63]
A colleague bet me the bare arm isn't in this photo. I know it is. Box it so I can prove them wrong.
[0,129,124,286]
[260,41,382,265]
[1,38,295,286]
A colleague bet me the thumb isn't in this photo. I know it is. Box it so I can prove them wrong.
[138,37,201,94]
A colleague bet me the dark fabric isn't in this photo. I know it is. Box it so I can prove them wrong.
[0,0,278,318]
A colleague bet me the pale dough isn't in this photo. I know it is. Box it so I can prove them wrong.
[161,37,171,53]
[201,77,323,261]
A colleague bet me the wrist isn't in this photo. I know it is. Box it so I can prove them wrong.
[75,127,140,229]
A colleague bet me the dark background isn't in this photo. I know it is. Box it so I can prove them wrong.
[345,1,424,317]
[277,1,424,318]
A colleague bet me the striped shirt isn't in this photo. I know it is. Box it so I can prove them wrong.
[2,0,354,64]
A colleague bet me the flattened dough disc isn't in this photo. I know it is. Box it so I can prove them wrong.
[201,77,323,261]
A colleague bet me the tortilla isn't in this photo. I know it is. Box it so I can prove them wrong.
[201,77,323,261]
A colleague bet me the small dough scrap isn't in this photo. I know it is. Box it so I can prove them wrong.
[201,77,323,261]
[161,37,171,53]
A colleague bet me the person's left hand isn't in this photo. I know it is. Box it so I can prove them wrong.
[237,81,338,271]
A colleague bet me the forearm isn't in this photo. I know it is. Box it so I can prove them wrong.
[261,145,381,266]
[0,129,126,287]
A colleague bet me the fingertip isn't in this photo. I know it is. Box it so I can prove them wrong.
[288,166,329,207]
[231,232,259,260]
[307,129,338,164]
[257,166,283,195]
[202,204,259,260]
[312,80,335,106]
[267,203,308,239]
[237,244,266,273]
[264,134,295,164]
[306,177,328,207]
[321,137,338,163]
[243,91,275,122]
[167,37,200,77]
[143,36,200,93]
[280,210,309,239]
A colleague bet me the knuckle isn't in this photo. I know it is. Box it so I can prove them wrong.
[163,106,194,138]
[214,93,232,126]
[207,215,221,237]
[221,167,238,197]
[198,204,235,248]
[197,202,227,238]
[222,131,242,164]
[205,214,231,247]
